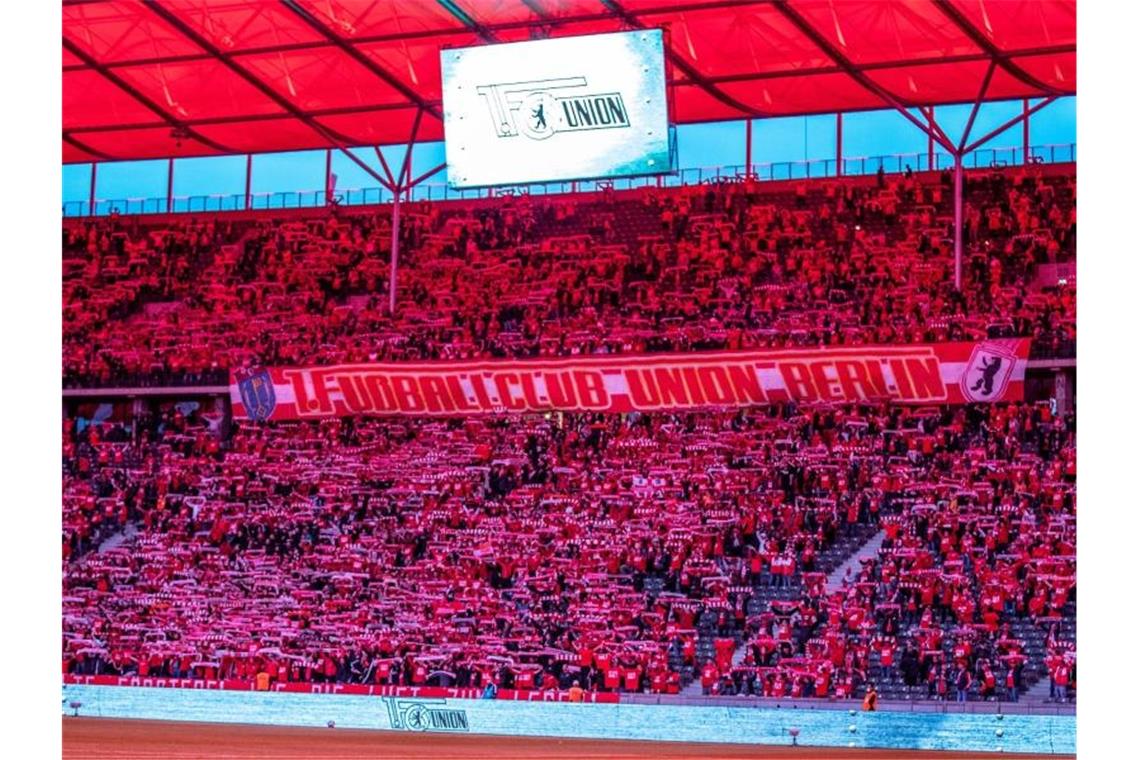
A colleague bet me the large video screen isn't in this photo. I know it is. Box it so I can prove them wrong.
[441,30,670,189]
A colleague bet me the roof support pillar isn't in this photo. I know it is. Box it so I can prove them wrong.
[927,109,935,170]
[953,154,963,291]
[244,154,253,211]
[389,190,401,316]
[910,92,1055,293]
[324,149,333,204]
[88,162,97,217]
[386,107,441,316]
[166,158,174,214]
[836,113,843,177]
[1022,99,1031,164]
[745,118,753,178]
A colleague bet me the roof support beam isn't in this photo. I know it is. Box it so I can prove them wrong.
[963,96,1057,155]
[407,162,447,189]
[372,147,399,190]
[280,0,442,121]
[932,0,1068,97]
[63,132,119,161]
[520,0,558,38]
[60,24,511,73]
[768,0,1060,300]
[600,0,771,118]
[918,106,954,155]
[957,59,997,153]
[66,101,431,135]
[659,45,1074,88]
[396,109,425,189]
[772,2,956,154]
[62,36,1074,75]
[437,0,500,43]
[62,37,239,155]
[142,0,393,191]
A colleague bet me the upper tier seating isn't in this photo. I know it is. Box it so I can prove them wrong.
[63,166,1075,388]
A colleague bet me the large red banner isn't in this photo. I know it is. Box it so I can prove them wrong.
[230,340,1030,421]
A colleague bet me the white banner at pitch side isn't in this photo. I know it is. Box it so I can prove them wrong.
[63,684,1075,755]
[441,30,670,188]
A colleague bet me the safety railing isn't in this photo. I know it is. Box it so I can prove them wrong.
[62,143,1074,218]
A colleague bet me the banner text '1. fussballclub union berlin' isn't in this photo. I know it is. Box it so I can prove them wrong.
[231,340,1030,421]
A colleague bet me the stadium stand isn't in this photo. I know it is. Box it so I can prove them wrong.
[63,166,1074,389]
[61,401,1075,701]
[62,165,1075,702]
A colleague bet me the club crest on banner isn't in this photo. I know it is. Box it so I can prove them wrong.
[960,341,1019,402]
[235,367,277,421]
[383,698,469,732]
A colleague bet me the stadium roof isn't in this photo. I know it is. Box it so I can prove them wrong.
[62,0,1075,163]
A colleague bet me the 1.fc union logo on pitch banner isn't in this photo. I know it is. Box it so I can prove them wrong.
[383,698,469,732]
[476,78,631,140]
[960,340,1019,402]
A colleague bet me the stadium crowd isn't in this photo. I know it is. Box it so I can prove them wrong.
[705,401,1075,702]
[61,165,1075,702]
[63,398,1074,701]
[63,166,1074,388]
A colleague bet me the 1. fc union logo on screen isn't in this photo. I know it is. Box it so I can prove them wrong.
[476,78,631,140]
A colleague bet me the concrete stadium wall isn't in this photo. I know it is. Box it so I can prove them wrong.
[62,684,1075,755]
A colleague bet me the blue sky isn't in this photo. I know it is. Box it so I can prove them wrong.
[63,97,1074,212]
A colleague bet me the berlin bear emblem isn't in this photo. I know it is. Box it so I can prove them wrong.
[960,341,1018,402]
